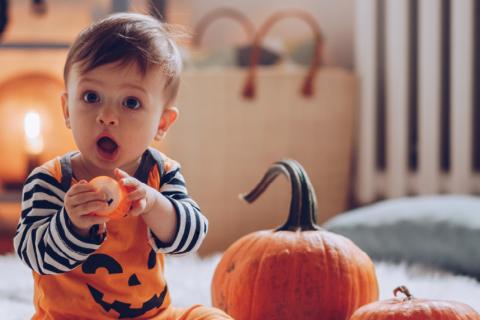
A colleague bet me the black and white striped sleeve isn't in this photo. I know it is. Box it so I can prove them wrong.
[13,167,104,275]
[148,161,208,255]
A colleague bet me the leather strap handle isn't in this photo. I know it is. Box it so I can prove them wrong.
[242,9,323,99]
[192,7,255,47]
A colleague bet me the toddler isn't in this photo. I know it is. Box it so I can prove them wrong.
[14,12,232,320]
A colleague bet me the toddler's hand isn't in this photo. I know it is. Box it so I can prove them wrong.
[114,168,158,217]
[64,180,110,237]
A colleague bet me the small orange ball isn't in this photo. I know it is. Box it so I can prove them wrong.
[89,176,131,219]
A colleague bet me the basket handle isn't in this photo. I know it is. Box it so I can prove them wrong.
[192,7,255,47]
[242,9,324,99]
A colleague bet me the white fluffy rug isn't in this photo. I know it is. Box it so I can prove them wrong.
[1,253,479,319]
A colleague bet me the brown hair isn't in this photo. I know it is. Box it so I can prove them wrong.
[64,12,183,106]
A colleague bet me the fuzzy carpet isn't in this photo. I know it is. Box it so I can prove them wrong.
[0,253,479,319]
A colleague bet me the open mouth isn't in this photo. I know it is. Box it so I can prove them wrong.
[96,136,119,160]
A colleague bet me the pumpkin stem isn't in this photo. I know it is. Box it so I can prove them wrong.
[241,159,320,231]
[393,286,414,301]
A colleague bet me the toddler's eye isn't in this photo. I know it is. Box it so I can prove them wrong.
[83,91,100,104]
[123,97,141,110]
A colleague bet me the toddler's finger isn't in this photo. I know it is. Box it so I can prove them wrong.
[81,215,110,226]
[114,168,130,180]
[75,200,109,216]
[120,176,138,186]
[68,182,97,195]
[70,191,107,207]
[119,177,140,193]
[125,187,146,201]
[128,200,145,217]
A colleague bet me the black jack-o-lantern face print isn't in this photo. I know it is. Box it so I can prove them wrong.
[82,250,168,318]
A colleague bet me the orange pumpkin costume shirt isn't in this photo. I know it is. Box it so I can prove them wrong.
[14,148,231,319]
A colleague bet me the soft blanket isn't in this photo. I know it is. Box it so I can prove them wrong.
[1,254,479,319]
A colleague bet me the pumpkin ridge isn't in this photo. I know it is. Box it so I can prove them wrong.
[317,229,332,314]
[326,234,344,317]
[340,237,358,314]
[246,234,275,320]
[289,240,301,318]
[234,232,267,315]
[217,245,236,313]
[217,231,262,313]
[332,237,352,315]
[352,239,373,313]
[348,237,365,313]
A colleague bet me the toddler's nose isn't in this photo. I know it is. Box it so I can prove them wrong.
[97,108,119,126]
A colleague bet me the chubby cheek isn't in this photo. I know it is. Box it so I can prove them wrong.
[69,111,96,150]
[129,110,160,134]
[71,125,90,149]
[121,124,158,155]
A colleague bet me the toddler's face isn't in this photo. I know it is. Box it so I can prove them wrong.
[62,61,177,173]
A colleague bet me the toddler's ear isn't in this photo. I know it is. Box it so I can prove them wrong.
[155,106,179,141]
[61,92,71,129]
[154,106,178,141]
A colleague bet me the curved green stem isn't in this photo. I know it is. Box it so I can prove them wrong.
[241,159,320,232]
[290,159,319,230]
[393,286,414,301]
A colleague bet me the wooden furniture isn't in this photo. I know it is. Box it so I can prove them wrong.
[0,193,21,254]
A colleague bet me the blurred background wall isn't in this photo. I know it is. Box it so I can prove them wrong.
[167,0,354,69]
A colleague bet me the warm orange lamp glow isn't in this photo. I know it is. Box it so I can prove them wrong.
[0,73,75,184]
[23,111,44,176]
[89,176,131,220]
[24,111,44,155]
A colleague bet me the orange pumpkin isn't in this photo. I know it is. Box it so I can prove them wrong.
[349,286,480,320]
[89,176,131,219]
[211,159,379,320]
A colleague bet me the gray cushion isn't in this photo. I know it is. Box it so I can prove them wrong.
[323,195,480,278]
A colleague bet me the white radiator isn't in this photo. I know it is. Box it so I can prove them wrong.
[354,0,480,204]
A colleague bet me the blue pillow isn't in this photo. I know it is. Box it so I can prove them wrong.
[323,195,480,278]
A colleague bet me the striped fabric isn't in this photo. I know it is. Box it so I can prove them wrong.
[13,150,208,275]
[151,160,209,255]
